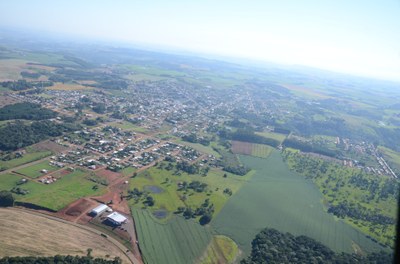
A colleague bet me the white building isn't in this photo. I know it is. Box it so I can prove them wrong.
[106,212,127,225]
[90,204,110,216]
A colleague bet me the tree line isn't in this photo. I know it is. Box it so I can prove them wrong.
[219,128,280,148]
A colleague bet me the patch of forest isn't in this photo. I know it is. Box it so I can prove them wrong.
[0,102,57,121]
[0,80,53,91]
[283,137,338,157]
[219,128,280,148]
[282,150,398,248]
[241,228,393,264]
[0,120,79,151]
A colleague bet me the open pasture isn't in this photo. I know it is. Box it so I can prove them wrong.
[129,164,253,221]
[14,160,58,178]
[0,150,52,170]
[255,130,287,143]
[16,168,106,211]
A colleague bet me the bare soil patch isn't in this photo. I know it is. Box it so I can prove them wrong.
[65,198,94,217]
[32,140,69,153]
[96,168,122,184]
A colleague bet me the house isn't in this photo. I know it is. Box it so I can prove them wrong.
[106,212,127,225]
[90,204,110,216]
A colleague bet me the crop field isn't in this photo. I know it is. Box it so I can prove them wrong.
[132,208,212,264]
[0,150,52,170]
[47,82,92,90]
[199,235,239,264]
[16,168,106,211]
[231,141,273,158]
[212,151,384,255]
[0,59,27,81]
[0,208,130,263]
[129,164,253,221]
[284,150,397,247]
[14,160,58,178]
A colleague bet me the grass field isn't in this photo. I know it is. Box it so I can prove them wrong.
[0,208,130,263]
[199,235,239,264]
[132,208,212,264]
[14,160,58,178]
[110,121,148,133]
[379,146,400,171]
[16,168,106,211]
[255,131,287,143]
[0,173,24,191]
[176,140,221,158]
[212,151,384,256]
[129,163,254,221]
[121,166,137,176]
[0,150,52,171]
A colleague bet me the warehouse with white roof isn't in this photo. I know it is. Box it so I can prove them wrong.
[106,212,127,225]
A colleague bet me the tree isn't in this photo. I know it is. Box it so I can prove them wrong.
[144,196,154,206]
[0,190,14,207]
[199,213,212,225]
[86,248,93,257]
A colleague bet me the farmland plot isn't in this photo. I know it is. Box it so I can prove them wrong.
[132,208,212,264]
[212,151,384,255]
[231,141,273,158]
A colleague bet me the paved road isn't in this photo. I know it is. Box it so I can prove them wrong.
[8,207,141,264]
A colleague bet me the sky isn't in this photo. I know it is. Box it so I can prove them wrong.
[0,0,399,81]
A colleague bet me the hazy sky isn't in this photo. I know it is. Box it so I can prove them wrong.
[1,0,399,81]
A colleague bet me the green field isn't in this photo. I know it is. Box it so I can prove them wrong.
[0,151,52,171]
[212,151,383,255]
[14,160,58,178]
[176,140,221,158]
[16,168,105,211]
[132,208,212,264]
[379,146,400,172]
[199,235,239,264]
[0,173,24,191]
[120,166,137,177]
[109,121,148,133]
[255,131,287,143]
[284,150,397,247]
[251,143,273,158]
[129,164,253,221]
